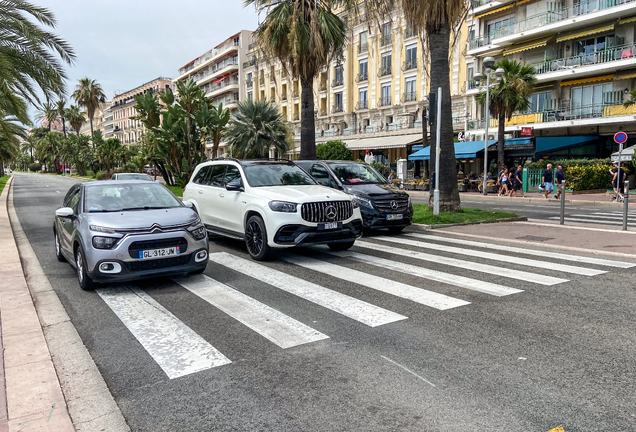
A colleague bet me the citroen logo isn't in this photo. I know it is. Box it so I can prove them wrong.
[325,205,337,221]
[390,200,399,210]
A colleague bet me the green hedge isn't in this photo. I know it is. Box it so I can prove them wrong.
[527,158,632,190]
[525,158,612,169]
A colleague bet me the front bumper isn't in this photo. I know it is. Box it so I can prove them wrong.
[273,220,363,246]
[360,206,413,229]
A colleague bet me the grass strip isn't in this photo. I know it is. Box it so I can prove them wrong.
[0,175,9,195]
[165,185,184,197]
[412,204,519,226]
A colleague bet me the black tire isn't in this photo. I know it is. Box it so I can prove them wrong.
[75,246,95,291]
[54,230,66,262]
[388,226,405,234]
[327,240,356,251]
[244,215,271,261]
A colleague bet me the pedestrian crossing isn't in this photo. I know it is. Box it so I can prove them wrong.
[94,233,635,380]
[549,210,636,226]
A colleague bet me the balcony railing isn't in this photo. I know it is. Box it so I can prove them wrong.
[401,92,417,103]
[404,28,416,39]
[355,72,368,83]
[293,113,299,121]
[248,43,256,51]
[281,94,287,101]
[380,34,392,47]
[319,82,327,92]
[246,80,253,88]
[355,100,368,110]
[332,77,344,87]
[467,79,478,90]
[292,89,299,98]
[401,60,417,71]
[378,66,392,77]
[259,76,265,85]
[242,58,256,69]
[533,43,636,74]
[332,105,343,114]
[358,42,369,54]
[319,107,327,116]
[379,96,391,106]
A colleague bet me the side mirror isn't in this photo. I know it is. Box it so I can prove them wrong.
[183,201,194,209]
[55,207,74,218]
[226,181,244,192]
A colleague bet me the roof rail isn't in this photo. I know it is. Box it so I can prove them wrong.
[211,157,241,163]
[252,158,295,163]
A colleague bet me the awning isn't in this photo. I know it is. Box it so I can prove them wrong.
[614,69,636,80]
[503,36,554,56]
[474,4,514,20]
[535,135,598,153]
[611,144,636,161]
[560,74,614,86]
[619,16,636,25]
[345,134,421,151]
[556,24,614,43]
[409,140,497,161]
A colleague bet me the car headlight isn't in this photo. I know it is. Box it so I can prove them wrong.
[188,225,207,240]
[89,225,116,234]
[353,195,373,209]
[92,236,119,249]
[268,201,298,212]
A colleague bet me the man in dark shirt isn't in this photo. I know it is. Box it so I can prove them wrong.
[511,165,525,197]
[542,163,554,199]
[610,162,626,201]
[554,165,565,200]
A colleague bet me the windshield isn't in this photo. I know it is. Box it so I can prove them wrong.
[115,174,153,181]
[327,162,387,185]
[85,183,182,212]
[243,163,317,187]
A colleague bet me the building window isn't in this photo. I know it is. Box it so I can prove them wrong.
[358,88,368,110]
[333,65,344,86]
[381,23,392,46]
[248,91,253,100]
[380,84,391,106]
[234,36,240,46]
[404,78,416,102]
[358,31,368,53]
[380,53,392,76]
[334,92,343,113]
[571,83,612,117]
[358,59,368,82]
[404,44,417,70]
[487,17,515,40]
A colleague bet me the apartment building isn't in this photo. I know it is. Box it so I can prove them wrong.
[243,7,469,164]
[174,30,252,111]
[78,102,110,138]
[112,77,173,145]
[464,0,636,161]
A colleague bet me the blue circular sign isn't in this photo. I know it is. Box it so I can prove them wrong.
[614,132,628,144]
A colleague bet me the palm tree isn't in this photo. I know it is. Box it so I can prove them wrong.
[72,78,105,142]
[0,111,25,175]
[197,102,230,159]
[225,99,290,158]
[96,138,122,178]
[65,105,85,136]
[244,0,347,159]
[623,89,636,108]
[56,99,68,138]
[21,133,38,162]
[477,58,536,166]
[35,101,58,131]
[0,1,75,115]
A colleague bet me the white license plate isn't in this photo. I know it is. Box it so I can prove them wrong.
[319,222,341,230]
[138,246,180,260]
[386,214,404,221]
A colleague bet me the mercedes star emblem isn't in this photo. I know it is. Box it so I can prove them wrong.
[325,205,337,221]
[390,200,399,210]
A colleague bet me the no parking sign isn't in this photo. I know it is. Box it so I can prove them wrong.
[615,132,628,149]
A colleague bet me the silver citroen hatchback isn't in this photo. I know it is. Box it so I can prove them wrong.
[53,181,208,290]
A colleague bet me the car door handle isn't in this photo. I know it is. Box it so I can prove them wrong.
[219,193,224,198]
[61,220,67,225]
[198,190,203,194]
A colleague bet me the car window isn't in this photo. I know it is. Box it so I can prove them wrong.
[63,186,78,207]
[311,164,335,188]
[326,162,387,185]
[84,183,181,212]
[206,164,226,187]
[243,163,317,187]
[192,166,211,184]
[69,190,81,214]
[116,174,153,181]
[224,165,242,186]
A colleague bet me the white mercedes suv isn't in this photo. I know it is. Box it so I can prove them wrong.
[183,159,363,260]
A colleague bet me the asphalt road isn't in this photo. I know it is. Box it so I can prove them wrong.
[11,173,636,432]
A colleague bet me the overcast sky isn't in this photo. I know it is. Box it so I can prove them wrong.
[39,0,260,102]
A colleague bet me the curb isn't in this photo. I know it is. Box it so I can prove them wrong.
[408,216,528,230]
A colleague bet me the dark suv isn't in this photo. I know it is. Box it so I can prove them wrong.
[296,160,412,233]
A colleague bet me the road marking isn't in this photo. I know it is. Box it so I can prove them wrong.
[97,285,231,379]
[56,190,60,193]
[547,426,565,432]
[405,233,634,269]
[571,213,636,220]
[46,185,49,187]
[327,251,523,297]
[547,217,624,225]
[376,236,605,276]
[281,254,470,310]
[353,240,568,286]
[209,252,407,327]
[381,355,435,387]
[172,274,329,348]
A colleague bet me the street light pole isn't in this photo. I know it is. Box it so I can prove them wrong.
[481,57,496,195]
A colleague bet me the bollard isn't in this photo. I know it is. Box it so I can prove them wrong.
[623,180,629,231]
[560,181,566,225]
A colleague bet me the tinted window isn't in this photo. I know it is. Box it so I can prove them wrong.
[243,163,317,187]
[326,162,387,185]
[311,164,335,188]
[84,183,182,212]
[63,186,79,207]
[224,165,242,186]
[115,174,153,181]
[70,190,81,214]
[207,165,226,187]
[192,166,211,184]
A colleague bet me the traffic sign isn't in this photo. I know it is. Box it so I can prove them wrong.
[614,131,628,144]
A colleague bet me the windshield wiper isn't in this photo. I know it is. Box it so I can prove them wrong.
[89,209,122,213]
[119,206,168,211]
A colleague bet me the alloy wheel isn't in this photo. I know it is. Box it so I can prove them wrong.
[76,252,84,283]
[245,220,263,256]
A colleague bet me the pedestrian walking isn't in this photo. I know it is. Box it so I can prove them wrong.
[510,165,525,197]
[610,162,625,201]
[542,163,554,199]
[554,165,565,200]
[497,165,506,196]
[387,171,395,182]
[499,169,510,196]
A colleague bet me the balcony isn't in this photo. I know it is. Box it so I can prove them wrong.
[378,96,391,106]
[358,42,368,54]
[401,92,417,103]
[248,43,256,52]
[281,94,287,101]
[319,81,327,92]
[319,107,327,116]
[331,77,344,87]
[246,79,253,88]
[380,34,392,47]
[293,113,299,121]
[259,76,265,85]
[533,43,636,76]
[207,78,240,97]
[404,28,416,39]
[332,105,343,114]
[401,60,417,72]
[355,72,368,83]
[177,43,240,77]
[242,58,256,69]
[292,89,299,98]
[196,61,239,85]
[355,100,368,110]
[378,66,392,77]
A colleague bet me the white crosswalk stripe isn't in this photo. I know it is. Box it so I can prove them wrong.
[280,254,470,310]
[571,214,636,220]
[353,240,569,285]
[404,233,635,269]
[97,285,231,379]
[375,236,606,276]
[172,274,329,348]
[325,251,523,297]
[548,217,626,225]
[208,252,407,327]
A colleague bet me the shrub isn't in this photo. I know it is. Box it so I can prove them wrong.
[95,171,106,180]
[86,170,95,178]
[525,158,611,170]
[564,164,613,191]
[28,163,42,172]
[316,140,352,160]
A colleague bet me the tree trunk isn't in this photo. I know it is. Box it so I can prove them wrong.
[428,21,461,212]
[89,117,94,147]
[497,111,505,166]
[421,108,428,179]
[300,78,316,160]
[62,117,67,139]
